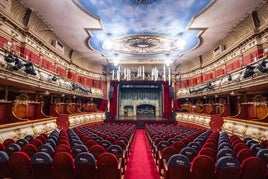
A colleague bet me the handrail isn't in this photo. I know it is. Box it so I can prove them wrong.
[0,116,56,129]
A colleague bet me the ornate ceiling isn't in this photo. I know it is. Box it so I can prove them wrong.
[21,0,264,72]
[77,0,210,60]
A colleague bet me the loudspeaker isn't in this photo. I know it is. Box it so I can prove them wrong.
[169,87,174,99]
[109,86,114,99]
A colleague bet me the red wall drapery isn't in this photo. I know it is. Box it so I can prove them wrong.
[109,82,118,119]
[163,83,172,119]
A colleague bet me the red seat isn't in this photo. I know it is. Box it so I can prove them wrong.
[171,141,186,153]
[96,152,122,179]
[0,143,6,151]
[198,147,217,162]
[84,140,98,150]
[9,151,33,179]
[240,157,266,179]
[237,148,255,163]
[53,152,76,179]
[158,146,178,176]
[190,155,215,179]
[21,143,38,157]
[3,138,15,148]
[55,144,72,154]
[29,138,43,149]
[89,144,106,159]
[234,143,248,153]
[203,142,218,151]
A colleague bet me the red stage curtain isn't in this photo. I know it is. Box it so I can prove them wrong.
[109,82,118,120]
[163,83,172,119]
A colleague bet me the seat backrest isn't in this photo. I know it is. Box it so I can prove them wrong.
[240,157,266,179]
[234,143,248,153]
[30,152,53,179]
[84,140,98,150]
[216,156,240,179]
[16,138,29,147]
[21,143,38,157]
[190,155,215,179]
[75,152,96,179]
[38,144,55,157]
[24,135,34,142]
[156,141,169,151]
[3,138,15,148]
[237,148,255,163]
[89,144,106,159]
[250,143,264,154]
[100,140,112,149]
[161,146,179,161]
[29,138,43,148]
[52,152,76,179]
[217,148,236,159]
[166,154,190,179]
[256,148,268,163]
[218,142,232,151]
[44,138,57,149]
[107,145,123,156]
[0,151,11,178]
[113,140,127,150]
[9,151,33,179]
[180,147,198,161]
[72,144,88,158]
[55,144,72,154]
[6,143,21,156]
[117,137,128,145]
[172,141,186,153]
[187,142,201,151]
[198,147,217,162]
[202,142,217,151]
[96,152,121,179]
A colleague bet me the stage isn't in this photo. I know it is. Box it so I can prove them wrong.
[105,116,178,128]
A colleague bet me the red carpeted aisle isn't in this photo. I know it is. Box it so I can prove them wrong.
[124,129,160,179]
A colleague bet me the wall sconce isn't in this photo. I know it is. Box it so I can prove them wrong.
[230,91,235,96]
[44,90,50,96]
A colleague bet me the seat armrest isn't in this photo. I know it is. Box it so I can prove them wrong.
[158,151,162,160]
[163,159,168,172]
[118,158,122,170]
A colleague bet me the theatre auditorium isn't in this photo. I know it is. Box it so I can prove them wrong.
[0,0,268,179]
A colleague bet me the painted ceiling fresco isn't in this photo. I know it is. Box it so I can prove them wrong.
[77,0,211,59]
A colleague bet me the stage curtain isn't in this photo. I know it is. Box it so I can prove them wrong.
[110,82,118,119]
[163,83,172,119]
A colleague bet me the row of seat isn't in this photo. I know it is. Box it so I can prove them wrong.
[145,123,267,179]
[0,123,136,179]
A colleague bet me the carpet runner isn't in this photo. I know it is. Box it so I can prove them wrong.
[124,129,160,179]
